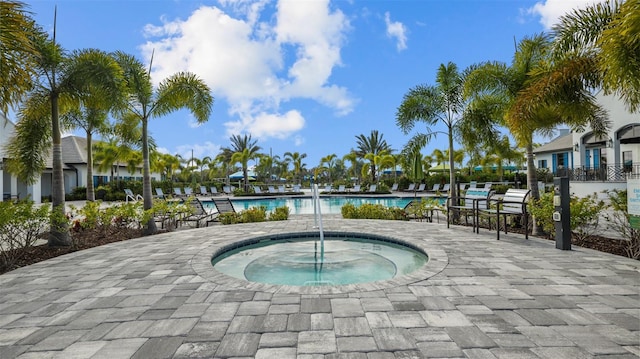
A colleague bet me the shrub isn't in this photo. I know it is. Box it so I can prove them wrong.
[0,200,50,271]
[604,189,640,259]
[529,191,603,240]
[269,206,290,221]
[341,203,408,220]
[241,206,267,223]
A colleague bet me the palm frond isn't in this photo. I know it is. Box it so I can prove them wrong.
[154,72,214,122]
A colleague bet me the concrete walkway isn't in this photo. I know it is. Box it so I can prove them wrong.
[0,216,638,358]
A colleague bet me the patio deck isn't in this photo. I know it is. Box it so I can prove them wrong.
[0,216,638,358]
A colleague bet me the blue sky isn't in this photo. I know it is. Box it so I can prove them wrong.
[25,0,598,168]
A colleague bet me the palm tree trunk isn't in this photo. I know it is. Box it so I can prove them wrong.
[142,119,157,234]
[526,142,542,235]
[86,131,95,201]
[448,128,457,201]
[49,92,71,247]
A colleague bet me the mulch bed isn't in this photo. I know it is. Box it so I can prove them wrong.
[0,224,635,275]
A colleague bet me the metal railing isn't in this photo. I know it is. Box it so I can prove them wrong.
[555,163,640,182]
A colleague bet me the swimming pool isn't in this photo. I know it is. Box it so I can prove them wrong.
[203,196,422,215]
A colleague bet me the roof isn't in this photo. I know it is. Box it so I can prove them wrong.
[533,133,572,154]
[43,136,88,169]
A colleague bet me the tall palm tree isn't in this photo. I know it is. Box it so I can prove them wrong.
[462,34,609,233]
[355,130,391,182]
[112,51,213,234]
[320,154,337,182]
[284,151,307,184]
[553,0,639,112]
[430,149,446,166]
[6,26,124,247]
[223,134,260,192]
[397,63,464,201]
[0,0,38,114]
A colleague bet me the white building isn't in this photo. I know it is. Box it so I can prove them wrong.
[1,115,161,203]
[533,92,639,197]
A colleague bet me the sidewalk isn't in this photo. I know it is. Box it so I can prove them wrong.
[0,217,638,358]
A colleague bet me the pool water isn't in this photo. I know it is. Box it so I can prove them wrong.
[211,234,428,286]
[203,196,441,215]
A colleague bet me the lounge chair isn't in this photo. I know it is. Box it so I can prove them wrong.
[223,185,234,195]
[278,185,286,194]
[292,184,301,193]
[173,187,184,197]
[337,185,346,192]
[483,182,493,190]
[210,186,220,196]
[199,186,209,196]
[403,183,416,192]
[324,185,332,193]
[351,184,361,192]
[441,183,450,193]
[178,197,217,228]
[425,184,440,194]
[155,188,166,199]
[415,183,426,192]
[268,186,277,194]
[184,187,194,196]
[207,197,237,226]
[390,183,399,191]
[253,186,264,195]
[124,189,143,203]
[367,184,377,193]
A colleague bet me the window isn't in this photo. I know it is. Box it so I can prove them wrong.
[537,159,547,168]
[623,151,632,172]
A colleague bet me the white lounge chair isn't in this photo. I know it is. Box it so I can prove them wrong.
[124,189,142,203]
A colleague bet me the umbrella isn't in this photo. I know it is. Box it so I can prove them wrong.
[229,170,256,181]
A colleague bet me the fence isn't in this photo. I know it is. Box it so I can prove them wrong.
[556,163,640,182]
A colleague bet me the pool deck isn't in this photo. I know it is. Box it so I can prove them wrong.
[0,216,638,358]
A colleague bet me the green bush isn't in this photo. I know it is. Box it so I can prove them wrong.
[341,203,408,220]
[241,206,267,222]
[269,206,290,221]
[0,200,50,271]
[604,189,639,259]
[66,186,87,201]
[529,191,603,239]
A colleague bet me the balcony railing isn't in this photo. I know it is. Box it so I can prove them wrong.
[555,163,640,182]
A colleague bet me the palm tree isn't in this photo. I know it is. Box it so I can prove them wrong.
[0,0,38,114]
[342,151,359,183]
[320,154,337,182]
[196,156,212,182]
[223,134,260,192]
[396,62,464,202]
[6,26,124,247]
[553,0,640,112]
[430,149,446,166]
[462,34,609,233]
[112,51,213,234]
[355,130,391,182]
[284,151,307,184]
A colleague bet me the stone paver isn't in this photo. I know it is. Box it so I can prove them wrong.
[0,217,638,358]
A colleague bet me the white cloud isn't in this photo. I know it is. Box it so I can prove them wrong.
[224,110,305,139]
[527,0,605,29]
[139,0,354,139]
[384,12,407,51]
[293,134,305,146]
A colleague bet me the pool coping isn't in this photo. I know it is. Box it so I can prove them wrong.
[190,226,448,294]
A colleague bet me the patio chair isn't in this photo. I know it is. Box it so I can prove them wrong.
[210,186,220,196]
[184,187,194,196]
[390,183,399,191]
[403,183,416,192]
[367,184,377,193]
[425,183,440,193]
[207,197,237,226]
[278,185,286,194]
[178,197,217,228]
[351,184,361,192]
[223,185,234,195]
[155,188,166,199]
[337,185,346,192]
[268,186,278,194]
[173,187,185,198]
[292,184,301,193]
[441,183,450,193]
[199,186,210,196]
[253,186,264,195]
[324,184,333,193]
[124,189,143,203]
[415,183,426,192]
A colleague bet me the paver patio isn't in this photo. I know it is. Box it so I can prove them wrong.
[0,216,638,358]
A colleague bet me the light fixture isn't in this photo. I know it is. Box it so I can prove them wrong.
[607,138,613,148]
[574,143,580,152]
